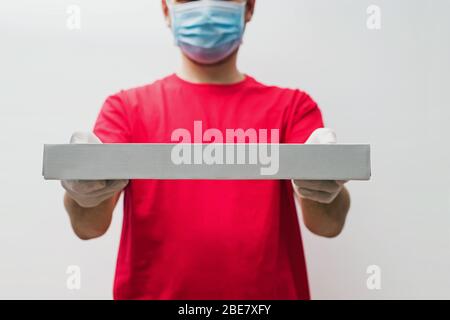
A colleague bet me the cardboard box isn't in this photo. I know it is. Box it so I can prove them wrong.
[42,144,371,180]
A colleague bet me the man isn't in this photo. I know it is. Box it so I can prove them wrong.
[62,0,351,300]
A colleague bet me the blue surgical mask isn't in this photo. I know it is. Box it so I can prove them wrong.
[167,0,246,64]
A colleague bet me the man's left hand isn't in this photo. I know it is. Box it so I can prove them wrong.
[292,128,347,204]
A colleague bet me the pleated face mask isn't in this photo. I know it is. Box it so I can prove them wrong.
[167,0,246,64]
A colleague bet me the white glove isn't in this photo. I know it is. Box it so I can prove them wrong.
[61,132,129,208]
[292,128,347,204]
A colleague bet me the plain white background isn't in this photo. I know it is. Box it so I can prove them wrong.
[0,0,449,299]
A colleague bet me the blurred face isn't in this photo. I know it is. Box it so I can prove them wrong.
[174,0,243,3]
[162,0,256,65]
[163,0,255,26]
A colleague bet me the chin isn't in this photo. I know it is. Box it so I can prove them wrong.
[183,49,239,67]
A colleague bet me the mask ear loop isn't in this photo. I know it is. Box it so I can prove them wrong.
[166,0,179,46]
[238,1,247,46]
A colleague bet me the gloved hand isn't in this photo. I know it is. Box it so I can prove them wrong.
[292,128,347,204]
[61,132,129,208]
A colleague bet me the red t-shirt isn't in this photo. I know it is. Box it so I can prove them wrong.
[93,74,324,300]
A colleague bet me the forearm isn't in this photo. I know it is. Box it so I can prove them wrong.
[299,187,351,238]
[63,192,119,240]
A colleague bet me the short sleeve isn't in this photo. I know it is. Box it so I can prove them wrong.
[93,91,131,143]
[284,91,324,143]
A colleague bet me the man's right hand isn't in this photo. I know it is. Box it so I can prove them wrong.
[61,132,129,208]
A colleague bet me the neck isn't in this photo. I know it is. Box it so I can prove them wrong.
[177,52,245,85]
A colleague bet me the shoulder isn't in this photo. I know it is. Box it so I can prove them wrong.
[249,77,323,117]
[248,76,314,101]
[109,75,175,107]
